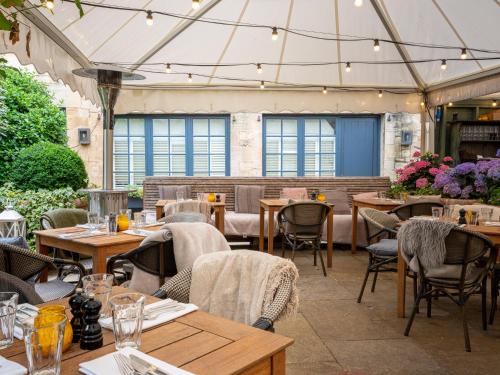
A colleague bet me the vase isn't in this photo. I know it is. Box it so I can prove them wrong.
[37,305,73,353]
[207,192,216,203]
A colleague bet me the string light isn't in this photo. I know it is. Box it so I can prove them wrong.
[271,27,278,41]
[354,0,363,7]
[256,63,263,74]
[192,0,200,10]
[345,62,351,72]
[45,0,54,9]
[187,73,192,82]
[378,90,383,98]
[493,100,497,107]
[441,59,447,70]
[322,86,327,94]
[165,63,172,73]
[460,48,467,59]
[448,102,453,106]
[260,81,265,89]
[146,11,154,26]
[373,39,380,52]
[420,101,425,107]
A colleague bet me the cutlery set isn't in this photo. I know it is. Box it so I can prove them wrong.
[114,352,171,375]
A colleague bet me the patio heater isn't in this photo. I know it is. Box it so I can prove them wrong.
[73,65,145,216]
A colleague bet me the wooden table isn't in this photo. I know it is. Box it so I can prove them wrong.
[155,199,226,234]
[396,223,500,318]
[258,199,334,268]
[35,226,162,281]
[351,197,403,253]
[3,287,294,375]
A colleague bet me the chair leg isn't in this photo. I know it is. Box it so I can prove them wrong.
[481,279,487,331]
[281,234,286,258]
[317,242,327,277]
[462,304,471,352]
[489,271,498,325]
[426,284,432,318]
[291,239,297,261]
[404,287,424,337]
[370,267,379,293]
[413,274,419,314]
[313,247,317,266]
[357,254,372,303]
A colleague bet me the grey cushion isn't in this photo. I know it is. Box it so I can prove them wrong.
[171,212,206,223]
[425,264,484,284]
[322,189,351,215]
[158,185,192,200]
[366,238,398,256]
[234,185,265,214]
[34,279,75,302]
[0,236,28,249]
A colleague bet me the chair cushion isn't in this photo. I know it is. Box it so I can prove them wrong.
[234,185,265,214]
[0,236,28,249]
[158,185,192,200]
[425,264,484,285]
[128,267,165,295]
[322,189,351,214]
[35,279,75,302]
[282,188,308,200]
[224,211,278,238]
[366,238,398,256]
[170,212,207,223]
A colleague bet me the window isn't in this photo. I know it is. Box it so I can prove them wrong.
[113,115,230,187]
[263,116,336,176]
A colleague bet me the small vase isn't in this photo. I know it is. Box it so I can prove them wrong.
[207,192,216,203]
[38,305,73,353]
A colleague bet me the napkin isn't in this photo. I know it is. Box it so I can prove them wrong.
[485,221,500,227]
[0,356,27,375]
[14,304,39,340]
[99,299,198,331]
[58,231,107,239]
[76,224,106,230]
[79,347,194,375]
[122,229,156,237]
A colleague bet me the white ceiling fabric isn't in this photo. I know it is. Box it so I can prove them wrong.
[1,0,499,106]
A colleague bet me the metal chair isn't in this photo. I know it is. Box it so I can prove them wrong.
[489,264,500,325]
[403,227,496,352]
[0,271,43,305]
[0,242,85,302]
[357,208,400,303]
[277,201,330,276]
[389,201,444,221]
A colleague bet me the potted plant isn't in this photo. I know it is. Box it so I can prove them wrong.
[127,185,144,213]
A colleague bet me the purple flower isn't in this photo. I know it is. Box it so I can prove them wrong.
[474,175,488,194]
[454,162,476,175]
[496,149,500,158]
[487,165,500,181]
[442,182,461,198]
[460,185,473,199]
[432,172,453,189]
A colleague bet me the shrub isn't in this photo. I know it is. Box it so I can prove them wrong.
[0,66,67,184]
[10,142,88,191]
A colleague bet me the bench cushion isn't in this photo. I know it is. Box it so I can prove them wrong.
[159,185,192,200]
[323,189,351,215]
[234,185,265,214]
[320,214,368,246]
[224,211,278,238]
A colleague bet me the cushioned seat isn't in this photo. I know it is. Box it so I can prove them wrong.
[366,238,398,257]
[34,279,76,302]
[223,211,278,238]
[425,264,484,285]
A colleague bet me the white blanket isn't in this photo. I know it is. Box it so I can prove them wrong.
[189,250,299,325]
[164,200,212,222]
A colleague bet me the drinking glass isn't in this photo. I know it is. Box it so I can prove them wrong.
[82,274,114,318]
[0,292,18,349]
[196,193,204,202]
[133,212,144,229]
[480,207,494,223]
[23,313,66,375]
[401,192,409,202]
[465,210,478,226]
[443,205,452,221]
[126,209,132,221]
[431,207,443,219]
[377,191,387,200]
[176,191,184,202]
[109,293,145,350]
[87,212,100,232]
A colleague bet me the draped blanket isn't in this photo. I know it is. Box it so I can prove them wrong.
[163,200,212,223]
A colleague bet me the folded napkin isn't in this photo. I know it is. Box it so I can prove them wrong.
[99,299,198,331]
[0,356,27,375]
[485,221,500,227]
[76,224,106,230]
[14,304,39,340]
[58,231,107,239]
[79,347,194,375]
[122,229,156,237]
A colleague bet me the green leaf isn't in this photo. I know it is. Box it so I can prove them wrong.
[74,0,84,17]
[0,12,12,31]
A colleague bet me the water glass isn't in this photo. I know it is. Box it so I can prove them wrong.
[480,207,494,223]
[109,293,145,350]
[196,192,204,201]
[23,313,66,375]
[82,274,114,318]
[377,191,387,200]
[87,212,100,232]
[176,191,184,202]
[443,205,452,220]
[431,207,443,219]
[0,292,18,349]
[133,212,145,229]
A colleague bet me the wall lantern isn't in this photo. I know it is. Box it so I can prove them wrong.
[0,204,26,239]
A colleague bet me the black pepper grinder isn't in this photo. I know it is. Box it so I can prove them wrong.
[458,208,467,225]
[68,288,86,343]
[310,191,317,201]
[80,293,103,350]
[215,194,221,202]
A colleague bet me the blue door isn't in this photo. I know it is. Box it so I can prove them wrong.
[336,117,380,176]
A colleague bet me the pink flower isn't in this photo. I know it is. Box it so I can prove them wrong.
[413,161,431,171]
[412,151,421,158]
[429,167,442,176]
[394,168,404,175]
[403,166,417,175]
[416,177,429,188]
[397,175,409,183]
[432,154,439,158]
[439,164,449,171]
[443,156,453,162]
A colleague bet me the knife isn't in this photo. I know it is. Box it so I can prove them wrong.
[129,354,172,375]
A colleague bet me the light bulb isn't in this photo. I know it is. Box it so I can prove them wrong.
[493,100,497,107]
[345,62,351,72]
[441,59,447,70]
[45,0,54,9]
[192,0,200,10]
[165,63,172,73]
[322,86,327,94]
[448,102,453,106]
[260,81,265,89]
[354,0,363,7]
[378,90,383,98]
[257,63,263,74]
[420,101,425,107]
[373,39,380,52]
[187,73,192,83]
[460,48,467,60]
[271,27,278,41]
[146,11,154,26]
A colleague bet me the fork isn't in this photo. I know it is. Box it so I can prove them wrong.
[143,305,184,320]
[114,353,136,375]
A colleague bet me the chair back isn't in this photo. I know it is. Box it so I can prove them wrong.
[0,242,50,281]
[359,208,399,242]
[390,201,444,221]
[443,227,493,266]
[40,208,88,230]
[0,271,43,305]
[278,202,330,236]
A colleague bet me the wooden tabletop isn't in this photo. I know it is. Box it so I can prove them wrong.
[156,199,226,208]
[4,287,293,375]
[352,196,404,207]
[260,199,289,208]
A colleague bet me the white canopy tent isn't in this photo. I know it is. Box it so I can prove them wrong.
[0,0,498,109]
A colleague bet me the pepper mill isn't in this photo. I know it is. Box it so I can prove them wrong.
[68,288,86,343]
[458,208,467,225]
[80,293,103,350]
[215,194,221,202]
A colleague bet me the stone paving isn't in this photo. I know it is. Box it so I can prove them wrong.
[275,249,500,375]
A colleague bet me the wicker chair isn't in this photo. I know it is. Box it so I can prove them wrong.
[152,266,294,331]
[357,208,401,303]
[489,264,500,325]
[403,227,496,352]
[389,201,444,221]
[277,202,330,276]
[0,242,85,302]
[0,271,43,305]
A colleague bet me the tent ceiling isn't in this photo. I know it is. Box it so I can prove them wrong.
[5,0,500,100]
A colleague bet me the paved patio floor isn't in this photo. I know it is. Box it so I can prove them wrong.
[275,249,500,375]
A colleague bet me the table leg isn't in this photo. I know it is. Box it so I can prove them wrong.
[215,207,225,234]
[156,205,162,221]
[351,203,358,254]
[267,207,275,254]
[327,208,333,268]
[271,350,286,375]
[397,241,407,318]
[259,206,265,251]
[36,235,49,282]
[92,250,107,274]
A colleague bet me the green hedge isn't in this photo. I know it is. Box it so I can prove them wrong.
[10,142,88,191]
